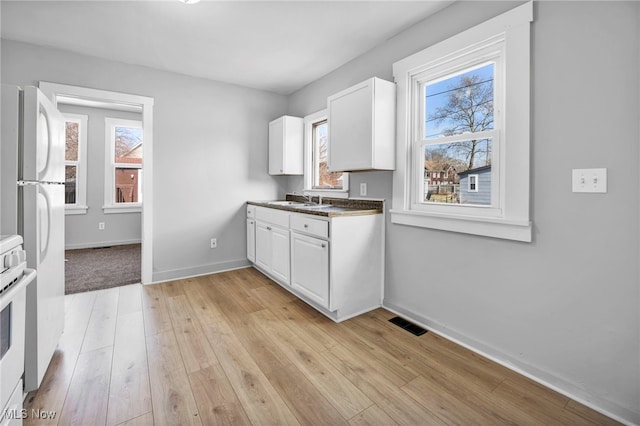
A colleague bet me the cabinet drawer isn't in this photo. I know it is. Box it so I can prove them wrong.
[247,205,256,218]
[291,215,329,239]
[256,206,290,228]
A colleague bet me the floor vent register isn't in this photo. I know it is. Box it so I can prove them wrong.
[388,316,428,336]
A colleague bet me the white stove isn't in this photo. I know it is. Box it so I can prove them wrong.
[0,235,36,425]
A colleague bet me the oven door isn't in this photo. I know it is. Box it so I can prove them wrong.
[0,268,35,411]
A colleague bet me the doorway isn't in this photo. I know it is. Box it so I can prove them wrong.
[39,82,154,285]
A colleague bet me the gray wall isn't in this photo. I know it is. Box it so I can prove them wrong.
[59,104,142,249]
[1,39,289,281]
[288,1,640,423]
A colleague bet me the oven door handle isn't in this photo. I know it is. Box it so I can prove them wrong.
[0,268,36,305]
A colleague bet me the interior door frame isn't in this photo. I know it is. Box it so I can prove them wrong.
[39,81,154,284]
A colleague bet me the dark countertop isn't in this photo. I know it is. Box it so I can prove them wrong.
[247,196,383,217]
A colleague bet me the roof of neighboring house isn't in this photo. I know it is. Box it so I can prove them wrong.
[424,160,457,172]
[457,165,491,176]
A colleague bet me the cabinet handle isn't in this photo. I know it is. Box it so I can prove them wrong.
[321,243,326,248]
[304,224,308,228]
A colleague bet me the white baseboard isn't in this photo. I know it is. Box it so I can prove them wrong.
[151,258,251,284]
[65,239,141,250]
[382,301,638,426]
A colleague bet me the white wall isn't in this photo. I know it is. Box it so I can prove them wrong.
[289,2,640,423]
[1,39,289,281]
[59,104,142,249]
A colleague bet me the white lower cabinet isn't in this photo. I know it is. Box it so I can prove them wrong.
[248,204,383,322]
[270,226,290,284]
[291,232,329,308]
[246,218,256,263]
[255,220,290,285]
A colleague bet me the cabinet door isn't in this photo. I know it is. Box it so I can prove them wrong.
[268,118,284,174]
[270,226,290,285]
[291,233,329,308]
[255,221,272,271]
[328,81,373,172]
[246,218,256,263]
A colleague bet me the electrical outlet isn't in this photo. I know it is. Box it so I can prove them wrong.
[98,222,105,230]
[210,238,217,249]
[360,182,367,196]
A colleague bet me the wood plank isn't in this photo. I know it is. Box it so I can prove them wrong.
[80,287,119,353]
[564,400,623,426]
[491,379,597,425]
[57,345,113,426]
[107,311,152,426]
[186,279,292,376]
[249,282,297,309]
[324,343,445,426]
[253,308,373,420]
[165,294,219,373]
[401,374,505,425]
[199,315,301,425]
[265,363,348,425]
[117,283,143,316]
[115,412,154,426]
[349,405,398,426]
[142,283,173,336]
[270,302,340,353]
[188,365,252,426]
[148,367,202,426]
[146,330,201,425]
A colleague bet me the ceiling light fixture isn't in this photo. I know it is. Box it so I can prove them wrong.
[178,0,201,4]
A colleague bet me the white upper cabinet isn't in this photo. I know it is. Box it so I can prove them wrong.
[268,115,303,175]
[327,77,396,172]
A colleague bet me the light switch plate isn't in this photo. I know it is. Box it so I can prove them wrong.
[572,168,607,193]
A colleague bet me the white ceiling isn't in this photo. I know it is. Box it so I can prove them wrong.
[0,1,452,95]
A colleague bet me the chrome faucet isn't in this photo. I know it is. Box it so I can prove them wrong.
[291,191,315,204]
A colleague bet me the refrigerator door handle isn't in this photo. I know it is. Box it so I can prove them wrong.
[40,186,51,262]
[37,105,53,182]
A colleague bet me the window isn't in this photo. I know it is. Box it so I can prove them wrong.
[63,113,88,214]
[391,1,532,242]
[468,175,478,192]
[104,118,143,213]
[304,110,348,197]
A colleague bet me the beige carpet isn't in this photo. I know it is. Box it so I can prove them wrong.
[65,244,141,294]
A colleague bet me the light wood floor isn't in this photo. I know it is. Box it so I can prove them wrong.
[24,267,619,425]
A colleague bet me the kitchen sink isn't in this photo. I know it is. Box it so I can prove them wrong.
[265,200,305,206]
[300,204,333,209]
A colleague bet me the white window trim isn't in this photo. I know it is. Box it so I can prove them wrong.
[468,175,479,192]
[391,1,532,242]
[63,113,88,215]
[303,109,349,198]
[104,117,143,213]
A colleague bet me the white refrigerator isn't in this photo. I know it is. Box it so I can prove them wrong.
[1,84,65,392]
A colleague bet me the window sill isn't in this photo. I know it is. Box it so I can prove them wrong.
[103,204,142,214]
[390,209,532,242]
[65,205,88,215]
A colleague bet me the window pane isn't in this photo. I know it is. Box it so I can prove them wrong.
[115,168,142,203]
[65,165,77,204]
[423,138,492,205]
[114,126,143,165]
[65,122,79,161]
[312,121,343,189]
[425,63,494,139]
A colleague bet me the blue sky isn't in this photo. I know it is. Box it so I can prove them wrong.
[424,63,494,139]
